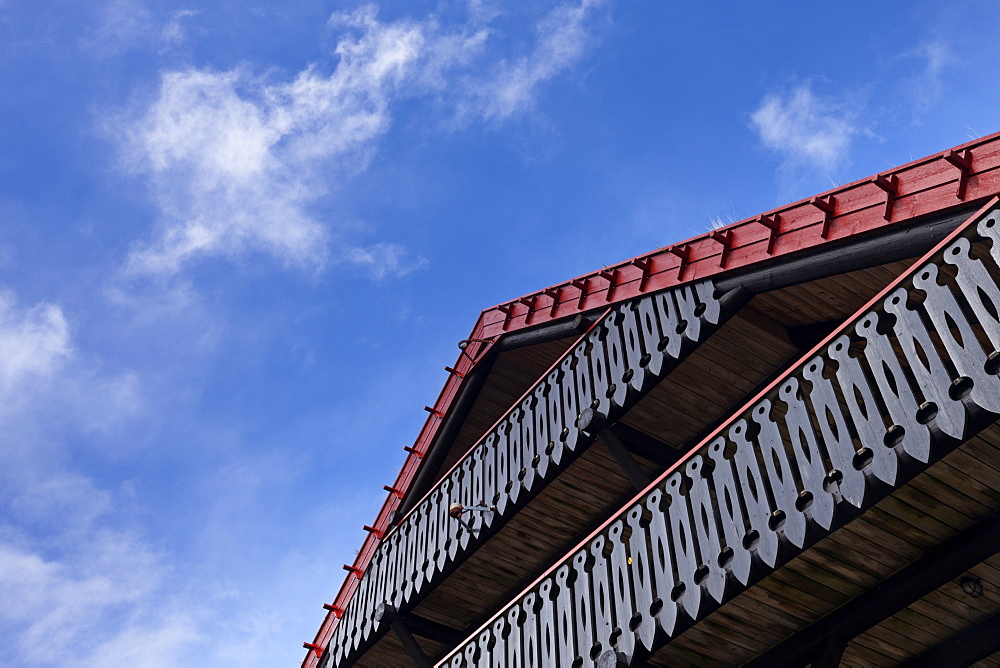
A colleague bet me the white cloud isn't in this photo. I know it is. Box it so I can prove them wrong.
[0,350,197,668]
[122,8,442,278]
[7,472,113,538]
[82,0,155,57]
[82,1,197,57]
[84,615,201,668]
[162,9,199,47]
[120,1,603,279]
[0,526,183,667]
[123,67,330,275]
[900,40,953,118]
[346,242,428,280]
[466,0,605,122]
[0,291,70,400]
[750,84,858,174]
[0,288,144,454]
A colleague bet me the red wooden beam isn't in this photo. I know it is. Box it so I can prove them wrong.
[809,194,837,239]
[362,525,384,540]
[944,148,973,200]
[871,173,899,221]
[322,603,344,617]
[665,244,690,280]
[342,565,364,579]
[630,257,652,291]
[708,229,733,268]
[754,212,782,254]
[303,642,324,658]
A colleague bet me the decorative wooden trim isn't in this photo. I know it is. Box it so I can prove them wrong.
[321,278,751,667]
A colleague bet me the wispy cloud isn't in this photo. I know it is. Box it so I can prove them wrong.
[0,290,70,401]
[0,290,173,667]
[346,242,429,280]
[119,1,603,279]
[750,83,858,176]
[0,288,143,448]
[0,284,316,667]
[899,39,953,119]
[121,7,467,278]
[162,9,199,48]
[0,532,171,660]
[82,0,197,58]
[463,0,605,122]
[81,0,153,57]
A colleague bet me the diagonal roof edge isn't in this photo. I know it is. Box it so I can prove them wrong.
[479,131,1000,336]
[302,130,1000,667]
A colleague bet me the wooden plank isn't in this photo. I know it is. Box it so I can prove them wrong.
[840,643,897,667]
[831,518,924,566]
[862,504,945,551]
[705,598,799,642]
[753,571,842,620]
[650,638,726,667]
[892,481,984,528]
[869,612,949,651]
[922,464,997,516]
[895,604,967,637]
[822,526,909,574]
[689,613,773,656]
[781,552,868,601]
[724,591,805,635]
[671,623,758,664]
[851,627,917,662]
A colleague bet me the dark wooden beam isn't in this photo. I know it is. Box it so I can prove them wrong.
[606,422,681,467]
[902,612,1000,667]
[716,207,975,295]
[389,619,432,668]
[375,604,433,668]
[402,612,465,646]
[812,636,846,668]
[786,319,843,351]
[494,313,594,351]
[745,511,1000,667]
[598,428,652,492]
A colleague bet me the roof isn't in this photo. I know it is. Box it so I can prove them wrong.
[302,130,1000,666]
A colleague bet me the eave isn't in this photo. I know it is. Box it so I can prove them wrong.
[303,130,1000,668]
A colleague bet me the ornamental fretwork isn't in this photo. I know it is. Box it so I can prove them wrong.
[326,272,754,665]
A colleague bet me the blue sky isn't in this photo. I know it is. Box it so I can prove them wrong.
[1,1,999,666]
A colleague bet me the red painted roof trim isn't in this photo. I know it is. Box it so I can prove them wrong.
[480,136,1000,337]
[302,131,1000,667]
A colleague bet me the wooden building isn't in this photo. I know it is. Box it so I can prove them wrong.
[302,134,1000,667]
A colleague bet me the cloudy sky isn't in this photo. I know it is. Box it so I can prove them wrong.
[2,1,1000,666]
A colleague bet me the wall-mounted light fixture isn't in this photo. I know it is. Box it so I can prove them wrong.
[960,576,984,598]
[448,502,495,533]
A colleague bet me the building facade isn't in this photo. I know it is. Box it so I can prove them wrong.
[303,134,1000,667]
